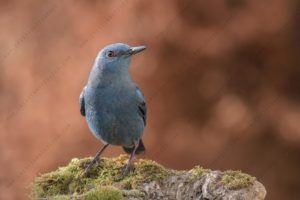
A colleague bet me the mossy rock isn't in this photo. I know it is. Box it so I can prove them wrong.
[32,155,174,199]
[31,155,266,200]
[221,170,256,190]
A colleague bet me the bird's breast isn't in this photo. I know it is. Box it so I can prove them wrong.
[84,85,144,146]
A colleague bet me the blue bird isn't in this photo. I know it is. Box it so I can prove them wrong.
[79,43,147,175]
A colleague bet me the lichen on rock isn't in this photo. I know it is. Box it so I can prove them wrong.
[221,170,256,189]
[32,155,266,200]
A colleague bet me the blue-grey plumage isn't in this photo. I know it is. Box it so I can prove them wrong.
[79,43,147,174]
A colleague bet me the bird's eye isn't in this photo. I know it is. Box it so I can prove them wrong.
[107,51,114,58]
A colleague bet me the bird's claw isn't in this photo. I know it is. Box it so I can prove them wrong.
[114,164,133,181]
[122,164,134,176]
[84,158,101,174]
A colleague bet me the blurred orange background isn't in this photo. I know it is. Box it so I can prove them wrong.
[1,0,300,199]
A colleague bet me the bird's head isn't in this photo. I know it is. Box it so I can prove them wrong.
[95,43,146,73]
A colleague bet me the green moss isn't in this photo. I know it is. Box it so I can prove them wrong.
[50,195,70,200]
[83,186,123,200]
[42,187,124,200]
[122,189,145,198]
[190,166,210,178]
[32,155,174,199]
[221,170,256,189]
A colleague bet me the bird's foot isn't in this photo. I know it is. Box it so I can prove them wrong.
[114,164,134,181]
[122,164,134,176]
[84,157,101,174]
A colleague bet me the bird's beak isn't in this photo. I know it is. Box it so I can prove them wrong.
[128,46,146,56]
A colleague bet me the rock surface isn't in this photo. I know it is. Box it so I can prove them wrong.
[32,155,266,200]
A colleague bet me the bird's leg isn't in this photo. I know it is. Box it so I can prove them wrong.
[85,143,109,173]
[122,140,140,176]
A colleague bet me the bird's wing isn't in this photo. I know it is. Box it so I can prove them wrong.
[79,86,86,117]
[135,87,147,126]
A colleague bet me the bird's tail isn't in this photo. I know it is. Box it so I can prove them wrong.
[123,140,145,155]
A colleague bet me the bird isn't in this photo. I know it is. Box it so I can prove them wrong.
[79,43,147,175]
